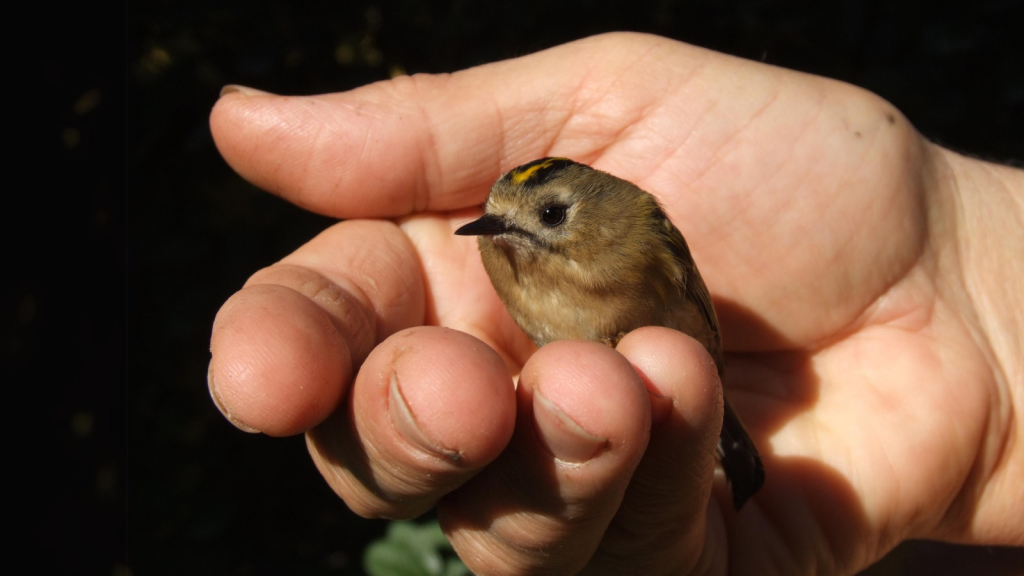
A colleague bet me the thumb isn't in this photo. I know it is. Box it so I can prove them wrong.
[207,33,716,219]
[209,73,506,218]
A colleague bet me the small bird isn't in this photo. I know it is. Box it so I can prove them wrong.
[455,157,765,509]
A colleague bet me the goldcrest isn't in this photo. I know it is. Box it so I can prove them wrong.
[456,157,765,509]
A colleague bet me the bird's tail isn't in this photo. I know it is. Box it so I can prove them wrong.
[717,396,765,510]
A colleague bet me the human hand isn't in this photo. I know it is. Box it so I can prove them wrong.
[208,32,1024,574]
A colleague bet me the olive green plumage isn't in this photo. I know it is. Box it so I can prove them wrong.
[456,157,764,509]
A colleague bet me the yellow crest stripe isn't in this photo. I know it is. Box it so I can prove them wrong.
[510,157,572,184]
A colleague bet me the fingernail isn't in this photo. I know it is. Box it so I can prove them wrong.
[220,84,274,98]
[630,364,673,426]
[208,361,261,434]
[533,389,607,463]
[388,371,461,461]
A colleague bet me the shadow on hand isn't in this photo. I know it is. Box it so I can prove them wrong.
[715,298,875,568]
[441,298,875,570]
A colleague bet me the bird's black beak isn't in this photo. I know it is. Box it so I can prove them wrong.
[454,214,508,236]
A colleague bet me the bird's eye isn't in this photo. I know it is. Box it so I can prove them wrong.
[540,205,567,227]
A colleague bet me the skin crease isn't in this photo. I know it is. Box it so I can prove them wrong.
[207,33,1024,575]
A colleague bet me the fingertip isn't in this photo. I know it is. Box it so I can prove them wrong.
[616,326,722,432]
[209,284,353,437]
[209,90,302,202]
[208,359,260,434]
[310,326,516,519]
[362,327,516,466]
[578,327,724,571]
[438,340,654,575]
[522,340,651,461]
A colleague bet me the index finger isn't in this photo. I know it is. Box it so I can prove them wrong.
[208,219,425,436]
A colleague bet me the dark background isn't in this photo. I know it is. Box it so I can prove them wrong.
[18,0,1024,574]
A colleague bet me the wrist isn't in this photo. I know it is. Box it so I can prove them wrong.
[928,144,1024,545]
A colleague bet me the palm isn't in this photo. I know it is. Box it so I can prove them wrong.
[405,120,984,562]
[211,33,996,573]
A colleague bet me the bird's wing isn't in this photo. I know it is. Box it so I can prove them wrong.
[656,209,765,509]
[655,208,723,357]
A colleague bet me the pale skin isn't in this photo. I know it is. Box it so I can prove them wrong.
[208,33,1024,575]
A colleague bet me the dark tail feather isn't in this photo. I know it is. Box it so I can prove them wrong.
[717,395,765,510]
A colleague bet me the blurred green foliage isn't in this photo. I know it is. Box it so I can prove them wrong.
[364,521,469,576]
